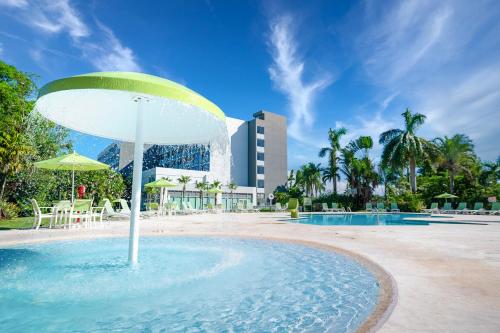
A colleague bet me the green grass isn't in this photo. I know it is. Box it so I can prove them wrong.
[0,216,40,230]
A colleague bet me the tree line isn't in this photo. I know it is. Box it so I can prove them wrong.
[276,109,499,211]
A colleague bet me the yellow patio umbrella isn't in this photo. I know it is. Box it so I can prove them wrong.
[34,152,109,202]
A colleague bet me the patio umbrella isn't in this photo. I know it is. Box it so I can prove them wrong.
[144,178,177,211]
[34,72,227,263]
[34,152,109,202]
[434,193,458,203]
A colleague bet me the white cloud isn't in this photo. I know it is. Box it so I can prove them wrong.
[350,0,500,160]
[336,112,397,162]
[82,21,141,72]
[267,15,332,143]
[0,0,141,72]
[0,0,27,8]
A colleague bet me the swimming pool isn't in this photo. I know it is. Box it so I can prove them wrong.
[0,237,380,332]
[288,213,435,225]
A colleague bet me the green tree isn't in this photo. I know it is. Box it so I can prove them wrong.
[227,181,237,209]
[379,108,434,193]
[479,157,499,187]
[298,163,324,197]
[318,127,347,194]
[177,175,192,203]
[433,134,476,194]
[340,136,379,207]
[195,180,209,208]
[0,61,37,200]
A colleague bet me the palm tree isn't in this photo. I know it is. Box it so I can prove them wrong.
[379,108,433,193]
[347,136,373,158]
[299,163,323,197]
[177,175,191,203]
[195,180,209,209]
[480,157,500,186]
[318,127,347,194]
[433,134,475,194]
[227,181,238,210]
[340,138,379,203]
[210,180,222,206]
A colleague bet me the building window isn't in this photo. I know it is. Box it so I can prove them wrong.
[257,139,265,147]
[257,166,265,174]
[257,126,265,134]
[257,179,265,188]
[257,152,265,161]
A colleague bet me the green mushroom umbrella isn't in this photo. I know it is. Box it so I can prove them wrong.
[434,193,459,203]
[34,152,109,202]
[34,72,227,263]
[144,178,177,213]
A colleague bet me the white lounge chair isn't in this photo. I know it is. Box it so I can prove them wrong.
[101,198,130,220]
[275,203,286,212]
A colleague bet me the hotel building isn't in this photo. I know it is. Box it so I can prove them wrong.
[98,110,287,208]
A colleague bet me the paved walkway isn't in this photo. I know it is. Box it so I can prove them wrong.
[1,213,499,332]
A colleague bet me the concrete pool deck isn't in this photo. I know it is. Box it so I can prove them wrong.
[1,213,500,332]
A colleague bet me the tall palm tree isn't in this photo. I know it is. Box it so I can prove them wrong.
[379,108,433,193]
[318,127,347,194]
[177,175,191,203]
[228,181,238,210]
[195,180,209,209]
[210,180,222,206]
[433,134,475,193]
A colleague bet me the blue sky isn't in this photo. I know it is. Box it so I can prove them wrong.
[1,0,499,175]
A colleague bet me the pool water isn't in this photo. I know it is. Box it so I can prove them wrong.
[0,237,379,332]
[290,213,434,226]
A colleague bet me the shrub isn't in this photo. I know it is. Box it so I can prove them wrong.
[0,200,20,219]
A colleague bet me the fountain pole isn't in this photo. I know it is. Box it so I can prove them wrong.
[128,96,148,263]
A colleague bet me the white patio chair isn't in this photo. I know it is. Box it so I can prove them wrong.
[31,199,56,230]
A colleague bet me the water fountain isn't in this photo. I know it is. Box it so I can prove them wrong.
[34,72,228,263]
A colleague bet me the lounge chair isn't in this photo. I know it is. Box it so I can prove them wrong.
[454,202,467,214]
[440,202,453,214]
[189,202,207,213]
[275,203,286,212]
[321,203,331,212]
[365,202,373,212]
[114,199,131,214]
[181,202,199,214]
[376,202,386,212]
[331,202,345,212]
[235,201,248,213]
[486,202,500,215]
[390,202,400,212]
[31,199,56,230]
[101,198,130,219]
[303,197,312,212]
[468,202,484,215]
[288,198,299,218]
[423,202,438,214]
[244,201,260,213]
[142,202,160,218]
